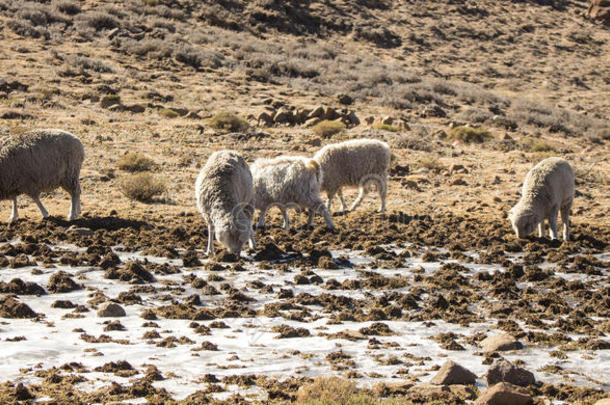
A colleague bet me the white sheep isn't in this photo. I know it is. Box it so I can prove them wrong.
[509,157,574,240]
[195,150,256,256]
[313,139,391,213]
[0,129,84,223]
[251,156,335,230]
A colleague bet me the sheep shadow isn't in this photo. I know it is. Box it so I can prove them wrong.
[44,215,150,231]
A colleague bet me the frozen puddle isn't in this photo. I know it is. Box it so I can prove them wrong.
[0,241,608,400]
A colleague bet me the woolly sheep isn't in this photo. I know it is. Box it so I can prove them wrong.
[0,129,84,223]
[195,150,256,256]
[509,157,574,240]
[313,139,391,213]
[251,156,335,230]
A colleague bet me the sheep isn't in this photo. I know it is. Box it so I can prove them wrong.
[509,157,574,240]
[0,129,84,223]
[251,156,335,230]
[195,150,256,256]
[313,139,391,213]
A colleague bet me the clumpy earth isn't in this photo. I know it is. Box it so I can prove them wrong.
[0,0,609,403]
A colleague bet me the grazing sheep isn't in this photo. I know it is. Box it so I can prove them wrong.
[0,129,84,223]
[313,139,391,213]
[509,157,574,240]
[251,156,335,230]
[195,150,256,256]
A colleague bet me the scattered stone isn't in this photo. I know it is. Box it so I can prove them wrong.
[587,0,610,26]
[381,116,394,125]
[480,333,523,353]
[273,108,294,124]
[308,106,324,119]
[15,383,33,400]
[257,111,273,126]
[430,360,477,385]
[271,325,310,338]
[474,382,532,405]
[337,94,353,105]
[98,302,126,318]
[52,300,76,309]
[100,95,121,108]
[486,358,535,387]
[0,278,45,295]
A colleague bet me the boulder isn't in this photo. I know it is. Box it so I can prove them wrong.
[304,117,321,127]
[343,110,360,126]
[475,382,532,405]
[257,111,274,126]
[480,333,523,353]
[381,116,394,125]
[487,358,535,387]
[337,93,353,105]
[430,360,477,385]
[273,108,294,124]
[98,302,126,318]
[308,106,324,119]
[587,0,610,25]
[322,106,340,120]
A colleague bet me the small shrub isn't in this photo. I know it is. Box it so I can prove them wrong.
[8,19,50,39]
[53,0,81,15]
[120,173,166,202]
[159,108,179,118]
[297,377,360,404]
[417,156,444,172]
[521,138,557,153]
[373,124,398,132]
[36,87,60,102]
[80,11,119,30]
[174,45,203,69]
[207,112,249,132]
[311,120,346,138]
[66,55,113,73]
[117,152,155,172]
[448,126,493,143]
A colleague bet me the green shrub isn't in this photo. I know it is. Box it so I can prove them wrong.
[521,138,557,153]
[160,108,179,118]
[117,152,155,172]
[311,120,346,137]
[207,112,250,132]
[120,173,166,202]
[373,124,398,132]
[448,126,493,143]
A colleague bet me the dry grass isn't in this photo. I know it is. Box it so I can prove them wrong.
[311,120,346,137]
[119,173,166,202]
[117,152,156,172]
[207,112,249,132]
[159,108,179,119]
[448,126,493,143]
[373,124,398,132]
[296,377,360,404]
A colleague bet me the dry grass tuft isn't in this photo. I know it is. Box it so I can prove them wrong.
[207,112,249,132]
[311,120,346,138]
[120,173,166,202]
[296,377,360,404]
[448,126,493,143]
[373,124,398,132]
[117,152,156,172]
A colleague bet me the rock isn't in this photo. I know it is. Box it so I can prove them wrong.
[0,79,28,94]
[1,111,34,120]
[474,382,532,405]
[124,104,146,113]
[381,116,394,125]
[587,0,610,25]
[430,360,477,385]
[337,93,353,105]
[423,104,447,118]
[323,106,340,120]
[308,106,324,119]
[257,111,274,126]
[365,116,375,125]
[273,108,294,124]
[294,108,311,124]
[450,177,468,186]
[107,27,120,39]
[594,399,610,405]
[450,164,468,174]
[98,302,126,317]
[343,110,360,126]
[15,383,33,400]
[171,108,189,117]
[304,117,321,127]
[0,297,37,318]
[486,358,535,387]
[480,333,523,353]
[100,95,121,108]
[67,225,94,236]
[395,119,411,130]
[185,111,201,119]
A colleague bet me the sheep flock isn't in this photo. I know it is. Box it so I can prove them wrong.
[0,129,577,257]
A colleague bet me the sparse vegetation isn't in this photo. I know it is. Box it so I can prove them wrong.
[311,120,346,137]
[297,377,360,404]
[521,137,557,153]
[117,152,156,172]
[207,112,249,132]
[119,173,166,202]
[448,126,493,143]
[159,108,179,119]
[417,155,444,172]
[373,124,398,132]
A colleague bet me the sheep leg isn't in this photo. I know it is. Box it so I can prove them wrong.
[326,191,335,213]
[8,198,18,223]
[379,178,387,213]
[307,210,314,227]
[538,221,546,238]
[256,208,267,229]
[560,205,570,241]
[32,195,49,219]
[338,189,348,212]
[206,222,214,256]
[349,185,366,211]
[68,186,81,221]
[281,208,290,230]
[548,210,559,240]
